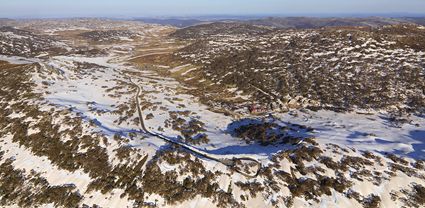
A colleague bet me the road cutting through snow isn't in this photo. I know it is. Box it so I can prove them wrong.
[128,77,261,178]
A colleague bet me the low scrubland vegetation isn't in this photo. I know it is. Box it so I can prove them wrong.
[172,24,425,114]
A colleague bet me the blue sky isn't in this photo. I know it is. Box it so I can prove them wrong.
[1,0,425,18]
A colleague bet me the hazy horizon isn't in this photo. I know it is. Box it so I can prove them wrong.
[1,0,425,19]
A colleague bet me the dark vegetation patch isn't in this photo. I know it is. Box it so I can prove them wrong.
[114,145,134,161]
[228,118,313,146]
[233,122,295,145]
[142,149,244,208]
[145,113,154,120]
[389,163,417,177]
[317,154,374,173]
[413,160,424,170]
[386,153,409,166]
[86,154,148,202]
[0,26,67,57]
[287,175,352,201]
[362,151,383,166]
[403,184,425,207]
[79,30,138,42]
[10,116,112,179]
[235,181,264,198]
[165,111,209,145]
[87,147,242,208]
[319,155,388,185]
[362,194,381,208]
[0,158,82,207]
[393,183,425,208]
[340,156,374,171]
[74,46,108,57]
[265,140,356,202]
[110,83,138,126]
[171,22,274,39]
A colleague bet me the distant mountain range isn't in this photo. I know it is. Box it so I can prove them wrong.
[0,18,15,26]
[134,18,207,28]
[249,17,425,29]
[2,16,424,29]
[136,16,425,28]
[245,17,409,29]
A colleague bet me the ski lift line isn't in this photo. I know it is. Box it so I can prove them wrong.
[128,77,261,178]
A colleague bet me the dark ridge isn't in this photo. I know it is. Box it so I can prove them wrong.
[170,22,274,39]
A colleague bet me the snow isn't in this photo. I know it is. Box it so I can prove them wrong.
[181,67,197,75]
[0,134,92,191]
[128,68,277,162]
[82,190,134,208]
[35,55,141,138]
[0,55,40,64]
[169,64,191,73]
[16,46,425,174]
[2,21,424,208]
[274,110,425,159]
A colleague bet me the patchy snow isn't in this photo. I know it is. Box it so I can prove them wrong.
[0,134,92,191]
[181,67,198,76]
[0,55,40,64]
[82,190,134,208]
[169,64,191,73]
[34,55,141,138]
[2,21,424,208]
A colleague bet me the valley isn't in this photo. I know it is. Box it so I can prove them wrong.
[0,18,424,208]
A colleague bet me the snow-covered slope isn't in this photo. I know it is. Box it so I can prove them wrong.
[0,19,424,208]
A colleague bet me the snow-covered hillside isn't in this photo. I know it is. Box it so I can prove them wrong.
[0,19,424,208]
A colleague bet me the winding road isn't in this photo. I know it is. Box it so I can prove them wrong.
[128,77,262,178]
